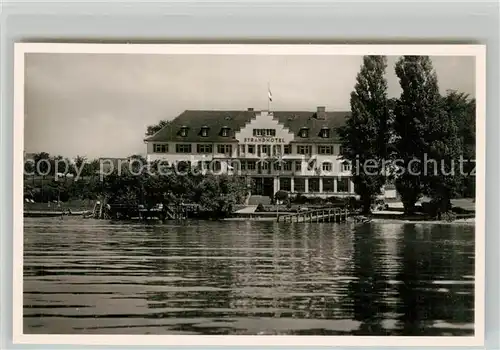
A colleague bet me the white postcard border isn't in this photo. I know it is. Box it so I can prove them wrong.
[12,43,486,347]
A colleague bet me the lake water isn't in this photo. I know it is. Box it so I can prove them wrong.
[23,218,475,336]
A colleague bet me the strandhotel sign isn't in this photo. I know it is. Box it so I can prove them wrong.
[234,111,296,144]
[243,137,286,143]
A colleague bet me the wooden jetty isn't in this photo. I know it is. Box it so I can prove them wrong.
[277,207,350,223]
[88,198,196,221]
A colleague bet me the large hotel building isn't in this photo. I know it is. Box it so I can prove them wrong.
[144,107,377,199]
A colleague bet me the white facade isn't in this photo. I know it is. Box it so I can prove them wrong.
[146,111,355,198]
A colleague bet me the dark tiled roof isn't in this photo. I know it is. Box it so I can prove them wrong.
[273,111,349,143]
[144,109,350,143]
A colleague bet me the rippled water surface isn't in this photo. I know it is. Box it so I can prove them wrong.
[24,218,475,336]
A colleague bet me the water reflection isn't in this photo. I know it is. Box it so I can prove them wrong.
[23,218,474,335]
[347,225,389,335]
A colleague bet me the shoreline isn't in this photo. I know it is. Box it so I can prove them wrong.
[24,210,476,225]
[224,216,476,224]
[368,217,475,225]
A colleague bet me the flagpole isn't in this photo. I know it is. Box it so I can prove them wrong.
[267,82,270,111]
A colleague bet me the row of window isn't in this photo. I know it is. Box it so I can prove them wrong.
[180,126,230,138]
[277,177,350,192]
[177,127,332,138]
[161,160,350,174]
[154,143,343,155]
[161,144,233,154]
[238,160,350,172]
[253,129,276,137]
[299,128,330,138]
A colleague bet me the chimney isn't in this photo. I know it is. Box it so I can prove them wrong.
[247,107,254,111]
[315,106,327,120]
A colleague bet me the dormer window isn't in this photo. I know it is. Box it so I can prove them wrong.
[179,126,188,137]
[299,127,309,138]
[320,127,330,138]
[221,126,230,137]
[200,126,209,137]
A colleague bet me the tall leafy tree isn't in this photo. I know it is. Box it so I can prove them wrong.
[33,152,50,175]
[32,152,51,199]
[422,97,463,217]
[393,56,441,214]
[394,56,464,216]
[338,55,392,214]
[74,155,89,177]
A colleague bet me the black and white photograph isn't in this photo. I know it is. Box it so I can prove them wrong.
[13,44,485,347]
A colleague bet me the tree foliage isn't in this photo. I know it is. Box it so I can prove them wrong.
[338,55,392,214]
[338,56,475,218]
[443,91,476,198]
[274,190,289,202]
[194,174,248,217]
[26,157,250,218]
[145,120,171,136]
[393,56,466,215]
[393,56,441,214]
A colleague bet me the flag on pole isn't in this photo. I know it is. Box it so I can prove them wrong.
[268,87,273,102]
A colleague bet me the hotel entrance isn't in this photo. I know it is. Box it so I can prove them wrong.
[251,177,274,197]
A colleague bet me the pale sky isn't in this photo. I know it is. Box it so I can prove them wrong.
[24,54,475,159]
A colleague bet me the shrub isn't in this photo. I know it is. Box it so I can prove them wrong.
[326,196,344,204]
[344,196,362,210]
[256,203,266,212]
[442,211,457,222]
[293,193,308,204]
[275,190,289,202]
[309,197,323,205]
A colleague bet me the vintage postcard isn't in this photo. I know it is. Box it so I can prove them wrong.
[13,43,485,347]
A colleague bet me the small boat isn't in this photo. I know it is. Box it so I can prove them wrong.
[24,211,65,218]
[67,210,91,216]
[352,215,372,224]
[24,209,92,218]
